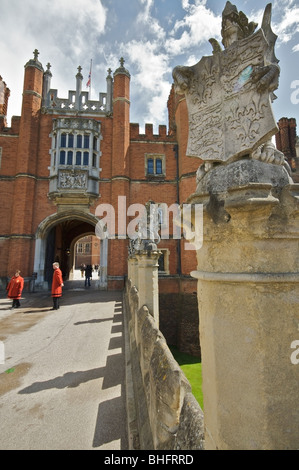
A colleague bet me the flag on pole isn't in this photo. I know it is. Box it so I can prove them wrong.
[86,60,92,88]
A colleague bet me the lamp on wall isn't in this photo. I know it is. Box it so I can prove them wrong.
[65,248,71,256]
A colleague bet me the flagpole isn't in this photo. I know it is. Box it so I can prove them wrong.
[90,59,92,99]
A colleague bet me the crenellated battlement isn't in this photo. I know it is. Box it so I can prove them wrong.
[42,63,113,117]
[130,122,174,141]
[43,88,109,115]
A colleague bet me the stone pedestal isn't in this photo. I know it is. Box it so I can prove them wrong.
[188,160,299,450]
[128,255,139,290]
[135,250,161,328]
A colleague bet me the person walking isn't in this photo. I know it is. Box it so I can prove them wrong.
[6,270,24,309]
[51,262,64,310]
[80,263,86,278]
[85,264,92,287]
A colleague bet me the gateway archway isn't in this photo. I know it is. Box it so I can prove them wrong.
[33,211,108,290]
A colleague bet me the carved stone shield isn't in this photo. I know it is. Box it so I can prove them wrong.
[184,29,278,163]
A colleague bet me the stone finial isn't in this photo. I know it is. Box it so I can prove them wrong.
[25,49,44,72]
[107,68,112,77]
[114,57,131,78]
[76,65,83,78]
[44,62,52,77]
[33,49,39,61]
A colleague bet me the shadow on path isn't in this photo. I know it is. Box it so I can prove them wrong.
[15,293,128,449]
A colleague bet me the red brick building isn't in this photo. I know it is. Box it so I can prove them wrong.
[0,51,199,295]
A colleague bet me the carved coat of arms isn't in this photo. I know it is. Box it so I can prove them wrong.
[173,2,280,165]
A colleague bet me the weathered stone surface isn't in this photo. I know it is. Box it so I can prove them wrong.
[188,183,299,450]
[176,393,205,450]
[148,338,191,450]
[173,1,299,450]
[195,159,292,195]
[125,281,205,450]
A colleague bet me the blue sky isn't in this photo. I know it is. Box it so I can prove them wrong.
[1,0,299,131]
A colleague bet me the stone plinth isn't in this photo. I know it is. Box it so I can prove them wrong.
[135,250,161,328]
[188,161,299,450]
[128,255,139,289]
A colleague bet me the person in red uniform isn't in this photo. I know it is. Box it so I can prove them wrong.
[51,262,64,310]
[6,270,24,309]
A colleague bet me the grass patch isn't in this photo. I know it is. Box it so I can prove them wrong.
[170,345,203,410]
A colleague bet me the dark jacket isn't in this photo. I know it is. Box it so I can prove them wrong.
[85,265,92,278]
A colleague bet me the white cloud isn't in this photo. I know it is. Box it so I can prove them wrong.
[137,0,166,40]
[0,0,107,122]
[273,6,299,43]
[121,39,171,127]
[166,3,221,56]
[128,41,170,89]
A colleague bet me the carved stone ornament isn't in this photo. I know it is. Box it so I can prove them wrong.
[58,170,87,190]
[173,3,281,165]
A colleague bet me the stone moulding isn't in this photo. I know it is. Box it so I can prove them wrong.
[191,271,299,283]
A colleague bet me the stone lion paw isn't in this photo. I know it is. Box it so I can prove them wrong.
[252,141,285,165]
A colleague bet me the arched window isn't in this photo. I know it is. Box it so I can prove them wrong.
[67,151,73,165]
[147,158,154,174]
[83,152,89,166]
[68,134,74,148]
[156,158,162,174]
[60,133,67,147]
[60,150,66,165]
[77,134,82,148]
[76,151,81,166]
[84,135,90,149]
[145,154,165,177]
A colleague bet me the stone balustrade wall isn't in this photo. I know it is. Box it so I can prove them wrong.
[125,278,204,450]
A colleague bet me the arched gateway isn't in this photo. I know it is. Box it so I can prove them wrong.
[33,211,108,290]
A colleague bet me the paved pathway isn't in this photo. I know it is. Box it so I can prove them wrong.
[0,273,129,450]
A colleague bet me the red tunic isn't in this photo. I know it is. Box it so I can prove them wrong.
[52,268,63,298]
[7,275,24,299]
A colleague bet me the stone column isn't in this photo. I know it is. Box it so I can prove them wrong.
[75,66,83,111]
[188,160,299,450]
[128,255,139,289]
[106,68,113,114]
[99,237,108,290]
[42,63,52,106]
[135,250,161,328]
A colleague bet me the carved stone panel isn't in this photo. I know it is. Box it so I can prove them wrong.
[58,170,87,190]
[184,30,277,163]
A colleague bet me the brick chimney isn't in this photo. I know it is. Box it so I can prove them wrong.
[0,76,10,128]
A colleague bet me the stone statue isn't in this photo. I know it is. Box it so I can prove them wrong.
[173,2,288,185]
[128,200,161,255]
